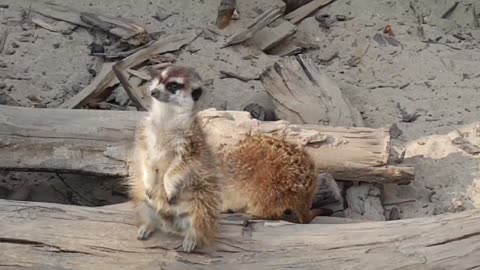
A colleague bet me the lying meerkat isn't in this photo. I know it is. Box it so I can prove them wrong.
[219,134,333,224]
[127,65,220,253]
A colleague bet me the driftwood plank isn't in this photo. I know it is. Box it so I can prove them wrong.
[1,199,480,269]
[59,31,198,109]
[261,54,364,127]
[251,19,297,51]
[0,105,413,183]
[222,6,285,47]
[284,0,335,24]
[32,2,150,46]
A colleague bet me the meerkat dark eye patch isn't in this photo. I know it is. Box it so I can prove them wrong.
[165,82,183,93]
[191,87,202,101]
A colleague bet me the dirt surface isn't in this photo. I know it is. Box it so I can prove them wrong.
[1,0,479,219]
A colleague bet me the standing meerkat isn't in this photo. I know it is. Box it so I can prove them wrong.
[127,65,220,253]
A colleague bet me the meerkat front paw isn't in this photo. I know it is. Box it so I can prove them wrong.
[182,232,198,253]
[137,224,155,240]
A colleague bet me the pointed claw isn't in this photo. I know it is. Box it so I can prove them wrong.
[137,225,155,240]
[182,234,197,253]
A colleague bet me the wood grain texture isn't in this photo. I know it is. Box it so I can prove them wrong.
[251,19,297,51]
[1,199,479,270]
[261,54,364,127]
[223,6,285,47]
[0,105,413,183]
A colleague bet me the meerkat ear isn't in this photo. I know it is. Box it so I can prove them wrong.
[191,87,203,101]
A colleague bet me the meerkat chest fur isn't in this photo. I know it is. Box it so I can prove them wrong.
[144,101,193,185]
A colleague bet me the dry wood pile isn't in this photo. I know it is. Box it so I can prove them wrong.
[1,0,479,268]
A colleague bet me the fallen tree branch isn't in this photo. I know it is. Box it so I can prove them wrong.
[1,199,479,269]
[0,105,413,183]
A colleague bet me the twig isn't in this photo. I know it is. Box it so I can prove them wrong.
[0,29,8,54]
[441,1,459,19]
[56,173,96,206]
[421,40,461,50]
[383,199,416,207]
[219,70,260,82]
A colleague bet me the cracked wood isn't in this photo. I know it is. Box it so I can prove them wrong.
[0,105,413,183]
[1,199,480,269]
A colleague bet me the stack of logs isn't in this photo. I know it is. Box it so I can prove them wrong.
[1,0,479,268]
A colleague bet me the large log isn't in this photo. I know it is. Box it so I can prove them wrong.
[1,199,479,269]
[0,105,413,183]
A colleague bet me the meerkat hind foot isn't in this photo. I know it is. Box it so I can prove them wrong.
[182,232,198,253]
[137,224,156,240]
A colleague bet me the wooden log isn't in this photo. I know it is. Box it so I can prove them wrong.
[0,105,413,183]
[59,31,198,109]
[1,199,480,269]
[284,0,336,24]
[215,0,237,29]
[261,54,364,127]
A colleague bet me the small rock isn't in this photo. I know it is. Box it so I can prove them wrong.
[0,82,6,89]
[390,123,403,138]
[89,43,105,54]
[336,15,347,21]
[5,48,15,55]
[388,207,400,220]
[53,43,60,49]
[153,6,176,21]
[0,4,9,8]
[202,28,218,42]
[11,42,19,48]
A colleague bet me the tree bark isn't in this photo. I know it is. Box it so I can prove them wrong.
[0,105,413,183]
[1,199,479,270]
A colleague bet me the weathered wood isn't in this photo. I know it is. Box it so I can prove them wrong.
[251,19,297,51]
[284,0,336,24]
[32,2,150,46]
[345,184,386,221]
[60,31,198,109]
[282,0,315,13]
[113,61,150,111]
[0,29,8,54]
[0,105,413,183]
[222,6,285,47]
[261,54,364,127]
[215,0,237,29]
[60,62,119,109]
[1,199,480,269]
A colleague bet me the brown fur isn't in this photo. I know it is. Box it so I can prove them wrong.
[219,134,324,224]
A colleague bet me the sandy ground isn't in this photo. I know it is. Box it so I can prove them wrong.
[0,0,479,219]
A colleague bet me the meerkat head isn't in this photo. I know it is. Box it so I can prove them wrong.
[147,65,203,111]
